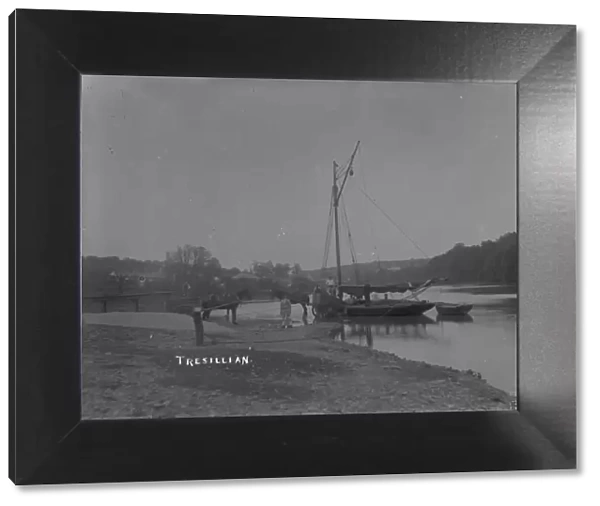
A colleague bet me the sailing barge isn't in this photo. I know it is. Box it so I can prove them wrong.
[314,141,440,319]
[339,282,436,317]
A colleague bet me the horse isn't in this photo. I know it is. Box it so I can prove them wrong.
[201,290,249,324]
[271,289,310,319]
[235,288,253,301]
[310,290,345,319]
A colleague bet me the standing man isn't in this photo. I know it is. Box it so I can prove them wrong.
[192,307,204,346]
[202,293,218,320]
[311,286,322,321]
[363,283,371,306]
[280,294,292,329]
[326,276,336,296]
[225,292,240,325]
[312,285,322,306]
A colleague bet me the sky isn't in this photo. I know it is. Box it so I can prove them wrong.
[82,76,516,271]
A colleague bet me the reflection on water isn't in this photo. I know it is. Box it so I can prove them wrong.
[338,315,436,343]
[331,284,517,395]
[436,314,474,323]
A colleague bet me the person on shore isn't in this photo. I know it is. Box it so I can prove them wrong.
[311,286,322,322]
[225,292,239,325]
[312,285,322,305]
[202,293,218,320]
[326,276,336,296]
[280,294,292,329]
[363,283,371,306]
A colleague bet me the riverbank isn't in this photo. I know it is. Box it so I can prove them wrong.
[82,313,514,419]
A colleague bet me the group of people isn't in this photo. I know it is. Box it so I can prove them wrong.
[201,276,404,330]
[281,282,399,327]
[279,277,400,327]
[279,278,338,329]
[200,289,299,330]
[282,277,344,325]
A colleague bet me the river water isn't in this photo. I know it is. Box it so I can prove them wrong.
[236,284,517,395]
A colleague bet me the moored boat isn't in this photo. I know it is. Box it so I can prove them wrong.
[435,302,473,316]
[316,141,444,319]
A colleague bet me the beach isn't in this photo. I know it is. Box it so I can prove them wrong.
[82,311,514,419]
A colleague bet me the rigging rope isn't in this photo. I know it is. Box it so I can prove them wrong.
[342,199,360,284]
[340,196,358,265]
[340,196,360,284]
[359,188,430,259]
[357,146,381,270]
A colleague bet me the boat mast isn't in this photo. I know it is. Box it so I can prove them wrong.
[333,162,343,298]
[332,141,361,299]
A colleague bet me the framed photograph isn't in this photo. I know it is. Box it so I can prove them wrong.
[9,9,576,485]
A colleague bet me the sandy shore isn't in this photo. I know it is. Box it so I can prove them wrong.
[82,312,514,419]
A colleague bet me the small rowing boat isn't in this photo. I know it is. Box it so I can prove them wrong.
[435,302,473,316]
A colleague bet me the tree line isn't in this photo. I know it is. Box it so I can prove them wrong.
[303,233,517,286]
[373,232,517,285]
[82,232,517,297]
[82,246,312,297]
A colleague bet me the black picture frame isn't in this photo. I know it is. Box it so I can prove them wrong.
[9,9,577,485]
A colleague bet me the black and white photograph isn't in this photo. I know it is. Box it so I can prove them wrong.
[8,1,584,490]
[81,76,518,419]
